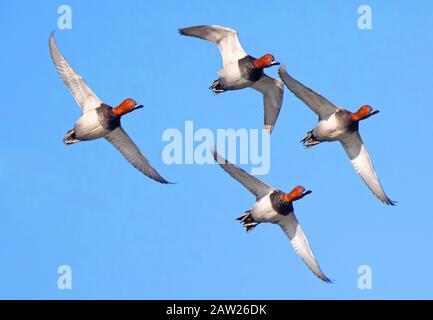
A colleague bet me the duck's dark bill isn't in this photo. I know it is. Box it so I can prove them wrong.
[303,190,312,196]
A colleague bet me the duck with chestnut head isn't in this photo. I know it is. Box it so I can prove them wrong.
[278,66,395,205]
[179,25,284,134]
[213,149,331,283]
[49,33,170,184]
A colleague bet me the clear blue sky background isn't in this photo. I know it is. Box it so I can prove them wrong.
[0,0,432,299]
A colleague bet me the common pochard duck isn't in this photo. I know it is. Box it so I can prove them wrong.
[49,33,170,184]
[279,66,395,205]
[213,149,331,283]
[179,25,284,134]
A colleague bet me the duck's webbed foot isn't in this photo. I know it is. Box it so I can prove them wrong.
[63,129,80,145]
[236,210,259,233]
[301,131,320,149]
[209,79,227,95]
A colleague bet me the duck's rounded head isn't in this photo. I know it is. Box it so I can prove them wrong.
[351,105,379,121]
[281,186,312,203]
[112,98,143,116]
[253,54,280,69]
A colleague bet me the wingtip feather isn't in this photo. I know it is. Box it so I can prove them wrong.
[385,198,397,206]
[264,124,273,134]
[160,179,175,185]
[277,65,287,78]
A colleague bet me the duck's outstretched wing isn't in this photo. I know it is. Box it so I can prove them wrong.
[179,25,247,66]
[340,131,396,205]
[278,66,337,120]
[49,33,102,113]
[105,127,171,184]
[213,149,273,200]
[279,213,332,283]
[251,74,284,134]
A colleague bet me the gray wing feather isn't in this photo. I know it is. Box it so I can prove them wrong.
[278,66,337,119]
[213,149,273,199]
[179,25,247,66]
[49,33,102,112]
[105,127,170,184]
[279,213,332,283]
[251,74,284,134]
[340,132,395,205]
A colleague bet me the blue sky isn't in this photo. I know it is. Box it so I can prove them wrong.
[0,0,432,299]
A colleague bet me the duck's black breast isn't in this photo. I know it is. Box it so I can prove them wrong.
[270,190,294,216]
[238,55,264,82]
[336,109,359,132]
[96,103,121,130]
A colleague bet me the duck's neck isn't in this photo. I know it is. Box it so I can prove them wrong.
[351,110,368,122]
[112,104,132,117]
[252,56,269,69]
